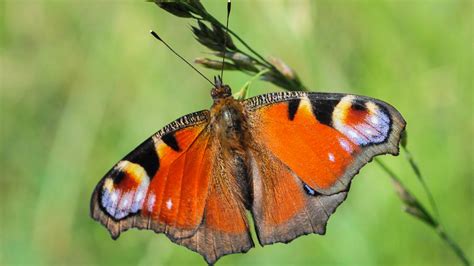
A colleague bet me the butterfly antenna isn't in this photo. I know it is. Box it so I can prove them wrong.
[220,0,232,82]
[150,30,214,86]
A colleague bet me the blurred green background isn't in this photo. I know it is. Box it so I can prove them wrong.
[1,0,472,265]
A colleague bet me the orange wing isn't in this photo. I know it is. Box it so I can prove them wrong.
[90,111,212,240]
[244,92,405,245]
[90,110,253,264]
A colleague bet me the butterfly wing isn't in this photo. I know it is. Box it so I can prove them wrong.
[90,110,253,264]
[248,143,348,245]
[90,110,213,240]
[244,92,405,245]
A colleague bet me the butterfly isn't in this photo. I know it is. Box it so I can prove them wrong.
[90,73,406,264]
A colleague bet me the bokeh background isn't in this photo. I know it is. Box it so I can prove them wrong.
[1,0,472,265]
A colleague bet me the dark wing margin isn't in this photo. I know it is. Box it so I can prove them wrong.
[244,91,406,245]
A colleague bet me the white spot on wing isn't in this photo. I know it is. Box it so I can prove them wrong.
[338,138,353,153]
[348,129,359,138]
[116,160,129,170]
[166,198,173,210]
[328,152,335,162]
[120,191,132,210]
[135,190,144,204]
[147,193,156,212]
[110,191,118,203]
[370,116,379,125]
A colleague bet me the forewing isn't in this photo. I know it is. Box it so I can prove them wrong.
[90,110,213,240]
[244,91,405,244]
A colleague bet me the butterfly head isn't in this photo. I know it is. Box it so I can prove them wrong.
[211,75,232,101]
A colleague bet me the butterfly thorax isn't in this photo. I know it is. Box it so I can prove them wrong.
[209,77,247,148]
[210,95,247,151]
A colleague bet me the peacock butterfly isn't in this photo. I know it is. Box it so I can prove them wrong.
[90,1,406,265]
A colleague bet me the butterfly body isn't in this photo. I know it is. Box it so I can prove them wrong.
[91,78,405,264]
[211,97,247,150]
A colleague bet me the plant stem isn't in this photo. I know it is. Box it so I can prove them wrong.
[375,158,470,266]
[402,146,440,220]
[437,227,471,266]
